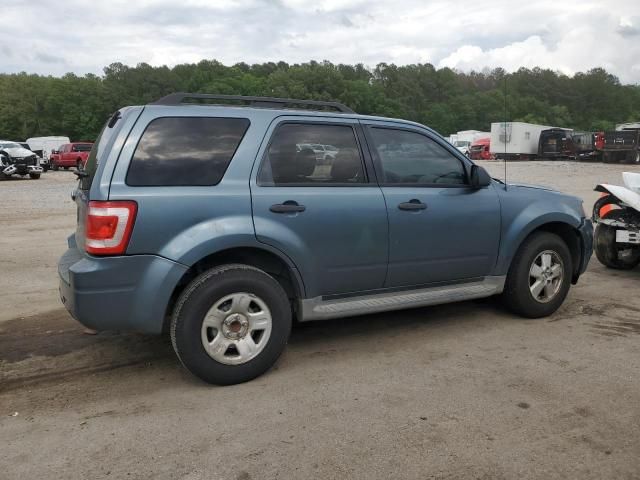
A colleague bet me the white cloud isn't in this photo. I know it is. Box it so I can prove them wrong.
[0,0,639,83]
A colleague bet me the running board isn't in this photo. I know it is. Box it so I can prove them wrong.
[299,276,506,321]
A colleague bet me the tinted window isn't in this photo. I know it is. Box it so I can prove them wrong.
[259,123,365,185]
[127,117,250,186]
[73,143,93,152]
[369,128,466,185]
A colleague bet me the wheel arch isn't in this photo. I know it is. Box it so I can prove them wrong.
[163,245,306,332]
[504,219,583,283]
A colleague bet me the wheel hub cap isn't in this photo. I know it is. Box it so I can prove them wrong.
[222,313,249,339]
[529,250,564,304]
[200,292,273,366]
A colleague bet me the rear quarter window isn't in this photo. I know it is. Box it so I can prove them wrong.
[126,116,250,186]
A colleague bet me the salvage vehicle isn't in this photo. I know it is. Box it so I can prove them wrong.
[593,172,640,269]
[58,94,593,385]
[538,128,574,160]
[469,137,492,160]
[601,125,640,164]
[51,142,93,170]
[0,140,43,179]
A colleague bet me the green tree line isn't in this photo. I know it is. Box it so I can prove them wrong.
[1,60,639,142]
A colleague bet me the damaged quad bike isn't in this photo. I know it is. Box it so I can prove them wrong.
[593,172,640,269]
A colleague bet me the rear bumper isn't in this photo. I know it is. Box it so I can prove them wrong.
[575,218,594,280]
[58,235,188,334]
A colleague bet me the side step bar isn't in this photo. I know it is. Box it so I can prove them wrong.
[299,276,506,321]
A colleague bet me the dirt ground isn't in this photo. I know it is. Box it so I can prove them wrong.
[1,163,640,480]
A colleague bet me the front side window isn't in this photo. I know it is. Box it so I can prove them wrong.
[369,128,467,185]
[259,123,365,185]
[127,116,250,186]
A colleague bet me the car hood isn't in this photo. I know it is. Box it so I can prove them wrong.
[507,182,557,192]
[1,146,34,158]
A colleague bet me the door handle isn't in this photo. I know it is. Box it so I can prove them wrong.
[398,199,427,211]
[270,201,306,214]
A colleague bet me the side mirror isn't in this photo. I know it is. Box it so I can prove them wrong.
[470,164,491,188]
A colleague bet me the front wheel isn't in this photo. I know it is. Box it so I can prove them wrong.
[501,232,572,318]
[52,163,59,171]
[29,173,41,179]
[171,264,292,385]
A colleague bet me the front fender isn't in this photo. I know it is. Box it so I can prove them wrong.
[495,199,582,275]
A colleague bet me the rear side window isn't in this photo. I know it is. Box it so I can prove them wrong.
[259,123,365,185]
[127,117,250,186]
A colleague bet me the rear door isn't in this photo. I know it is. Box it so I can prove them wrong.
[250,117,388,298]
[362,121,501,288]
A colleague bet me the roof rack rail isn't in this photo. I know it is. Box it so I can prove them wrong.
[150,93,355,113]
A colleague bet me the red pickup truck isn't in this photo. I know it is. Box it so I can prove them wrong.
[51,142,93,170]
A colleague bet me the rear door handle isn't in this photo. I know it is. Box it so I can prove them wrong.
[398,199,427,211]
[270,201,306,213]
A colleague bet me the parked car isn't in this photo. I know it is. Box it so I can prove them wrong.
[0,140,43,179]
[469,137,493,160]
[452,140,471,156]
[58,94,593,385]
[26,136,71,172]
[51,142,93,170]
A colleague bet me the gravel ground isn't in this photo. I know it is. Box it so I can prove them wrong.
[1,163,640,480]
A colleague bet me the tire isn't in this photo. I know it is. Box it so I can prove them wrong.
[64,166,69,170]
[29,173,40,179]
[52,163,59,171]
[171,264,292,385]
[502,232,572,318]
[43,165,49,172]
[602,152,614,164]
[594,210,640,270]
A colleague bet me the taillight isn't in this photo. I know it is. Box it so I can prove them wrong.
[85,200,137,255]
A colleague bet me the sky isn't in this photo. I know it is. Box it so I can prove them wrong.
[2,0,640,83]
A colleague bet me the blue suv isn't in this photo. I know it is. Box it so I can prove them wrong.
[58,93,593,385]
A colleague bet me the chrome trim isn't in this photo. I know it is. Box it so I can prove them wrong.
[300,276,506,321]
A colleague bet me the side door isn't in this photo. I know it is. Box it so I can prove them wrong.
[362,122,501,287]
[61,144,72,166]
[250,117,388,298]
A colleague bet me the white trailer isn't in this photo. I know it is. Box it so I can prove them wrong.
[26,136,70,171]
[617,122,640,131]
[490,122,553,160]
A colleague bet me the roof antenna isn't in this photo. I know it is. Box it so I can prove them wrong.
[503,74,508,190]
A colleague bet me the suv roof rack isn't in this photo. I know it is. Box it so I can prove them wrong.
[150,93,355,113]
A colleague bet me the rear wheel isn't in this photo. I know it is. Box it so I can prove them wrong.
[76,160,82,170]
[625,151,640,164]
[502,232,572,318]
[171,264,292,385]
[594,210,640,269]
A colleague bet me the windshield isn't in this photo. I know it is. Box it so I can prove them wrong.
[73,143,93,151]
[454,141,470,147]
[0,142,21,149]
